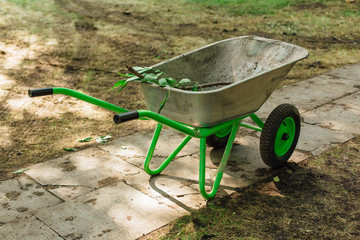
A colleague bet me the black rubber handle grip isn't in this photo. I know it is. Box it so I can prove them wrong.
[28,88,53,97]
[113,111,139,124]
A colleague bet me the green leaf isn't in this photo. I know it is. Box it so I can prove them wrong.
[179,78,191,84]
[113,82,128,95]
[192,84,198,91]
[143,73,158,81]
[132,66,145,71]
[273,176,280,182]
[64,148,77,151]
[134,67,152,74]
[118,73,134,78]
[95,135,112,143]
[78,137,92,142]
[158,78,167,87]
[157,90,170,114]
[125,75,141,82]
[166,78,176,85]
[12,168,29,174]
[112,79,127,89]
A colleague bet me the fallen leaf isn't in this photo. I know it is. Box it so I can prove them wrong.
[78,137,92,142]
[12,168,29,174]
[63,148,77,151]
[95,135,112,143]
[273,176,280,182]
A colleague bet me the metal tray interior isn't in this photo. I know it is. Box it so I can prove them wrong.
[141,36,308,127]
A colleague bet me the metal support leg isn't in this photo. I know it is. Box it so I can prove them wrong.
[198,121,240,200]
[144,123,192,175]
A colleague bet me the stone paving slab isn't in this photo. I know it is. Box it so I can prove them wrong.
[0,215,63,240]
[100,128,200,159]
[255,73,360,119]
[35,200,127,239]
[298,122,355,155]
[125,171,206,212]
[302,102,360,134]
[327,63,360,80]
[25,148,141,191]
[334,91,360,111]
[0,176,61,223]
[76,182,182,239]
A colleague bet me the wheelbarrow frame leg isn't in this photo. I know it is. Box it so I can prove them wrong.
[142,119,244,200]
[144,123,192,175]
[199,121,240,199]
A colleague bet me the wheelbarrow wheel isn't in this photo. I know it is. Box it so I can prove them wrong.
[260,104,301,168]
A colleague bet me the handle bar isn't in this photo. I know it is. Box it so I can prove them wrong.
[28,88,54,97]
[113,111,139,124]
[28,87,129,114]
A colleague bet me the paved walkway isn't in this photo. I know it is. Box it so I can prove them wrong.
[1,64,360,240]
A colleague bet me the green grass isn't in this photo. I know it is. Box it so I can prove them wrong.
[186,0,326,15]
[7,0,63,14]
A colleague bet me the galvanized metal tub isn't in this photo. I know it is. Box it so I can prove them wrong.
[141,36,308,127]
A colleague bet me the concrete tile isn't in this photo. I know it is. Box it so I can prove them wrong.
[49,185,93,201]
[35,200,127,240]
[25,157,79,186]
[334,91,360,111]
[125,171,206,212]
[100,128,200,158]
[216,136,272,194]
[0,176,61,223]
[147,155,209,182]
[302,103,360,135]
[256,74,360,118]
[66,148,141,188]
[26,148,141,190]
[0,215,62,240]
[327,63,360,80]
[288,150,311,164]
[297,123,353,155]
[77,182,183,239]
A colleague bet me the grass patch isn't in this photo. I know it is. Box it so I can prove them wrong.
[186,0,329,15]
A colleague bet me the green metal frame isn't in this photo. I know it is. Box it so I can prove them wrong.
[49,88,265,200]
[138,112,263,200]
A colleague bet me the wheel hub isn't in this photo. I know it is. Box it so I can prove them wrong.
[281,133,290,141]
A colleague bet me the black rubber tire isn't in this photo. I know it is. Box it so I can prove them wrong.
[206,133,230,149]
[260,103,301,168]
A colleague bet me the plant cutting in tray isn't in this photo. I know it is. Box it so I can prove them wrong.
[113,66,234,113]
[113,66,196,113]
[113,66,233,93]
[113,66,196,92]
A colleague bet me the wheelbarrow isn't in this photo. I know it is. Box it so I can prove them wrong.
[29,36,308,200]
